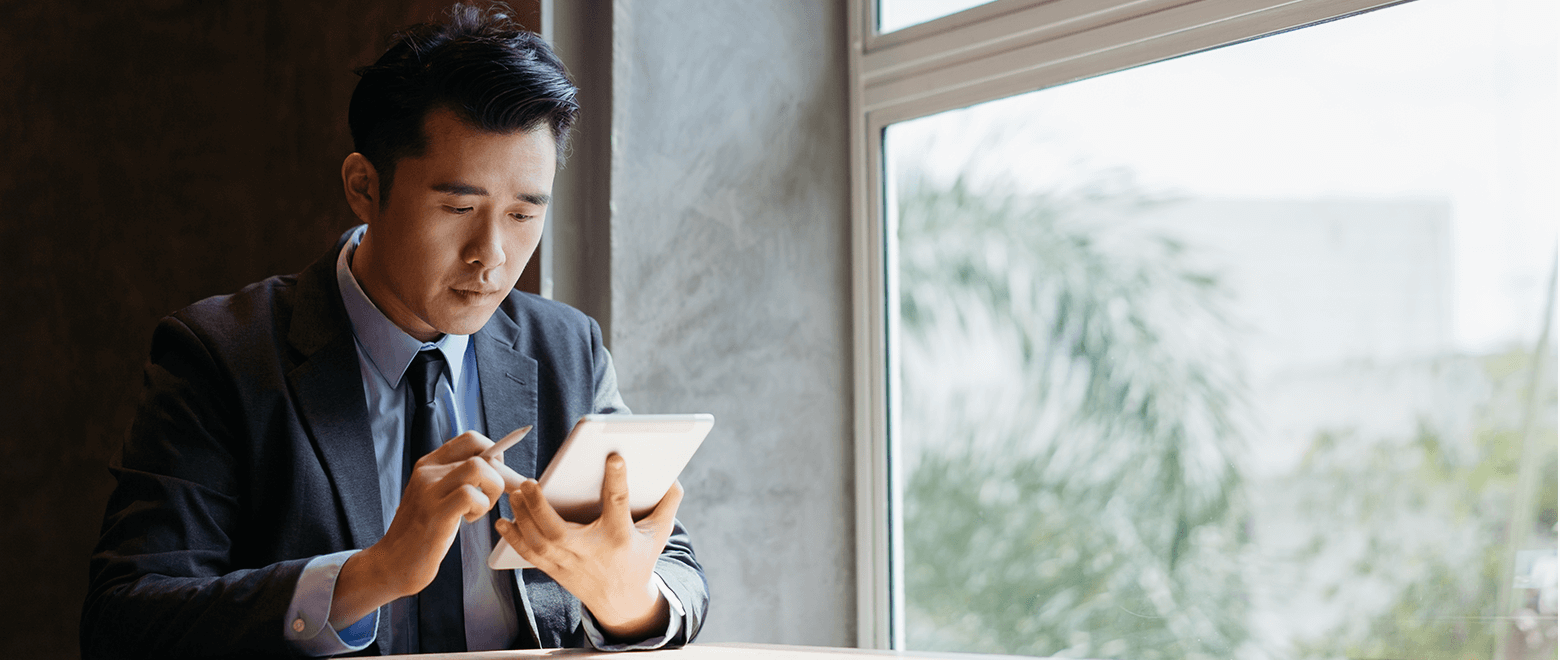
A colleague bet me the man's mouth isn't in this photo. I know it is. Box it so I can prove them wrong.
[451,287,502,300]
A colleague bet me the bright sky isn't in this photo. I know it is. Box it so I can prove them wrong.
[887,0,1559,352]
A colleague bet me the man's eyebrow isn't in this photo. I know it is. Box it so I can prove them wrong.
[431,182,549,206]
[431,182,487,196]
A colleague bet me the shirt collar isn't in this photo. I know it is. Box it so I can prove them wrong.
[335,225,470,389]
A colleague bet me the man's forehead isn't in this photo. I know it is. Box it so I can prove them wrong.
[419,107,556,153]
[394,109,558,194]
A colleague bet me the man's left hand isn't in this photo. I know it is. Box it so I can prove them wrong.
[494,453,680,641]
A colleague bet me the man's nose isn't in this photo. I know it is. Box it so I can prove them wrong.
[464,215,507,270]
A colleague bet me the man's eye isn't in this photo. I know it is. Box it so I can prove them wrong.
[510,213,535,222]
[446,206,474,214]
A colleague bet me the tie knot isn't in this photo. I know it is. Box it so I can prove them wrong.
[406,349,446,407]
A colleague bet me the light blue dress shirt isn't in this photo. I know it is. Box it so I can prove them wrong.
[282,225,681,654]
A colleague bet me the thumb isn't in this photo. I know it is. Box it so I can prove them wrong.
[598,453,633,527]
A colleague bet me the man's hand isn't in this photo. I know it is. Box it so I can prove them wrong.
[329,430,525,629]
[494,454,682,641]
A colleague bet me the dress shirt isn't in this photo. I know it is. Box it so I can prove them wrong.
[282,225,682,654]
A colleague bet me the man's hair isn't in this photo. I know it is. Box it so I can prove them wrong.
[348,2,578,204]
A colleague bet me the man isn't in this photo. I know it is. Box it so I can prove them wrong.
[81,5,707,657]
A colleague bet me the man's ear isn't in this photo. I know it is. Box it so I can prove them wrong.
[341,153,381,223]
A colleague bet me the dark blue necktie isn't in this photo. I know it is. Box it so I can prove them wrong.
[405,349,466,653]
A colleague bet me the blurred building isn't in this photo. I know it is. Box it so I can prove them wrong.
[1125,198,1461,474]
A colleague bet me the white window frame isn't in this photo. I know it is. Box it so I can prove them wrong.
[847,0,1411,649]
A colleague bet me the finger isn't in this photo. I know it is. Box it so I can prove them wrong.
[494,516,520,547]
[428,430,493,462]
[501,498,567,570]
[598,453,632,526]
[439,457,502,514]
[502,493,534,540]
[494,516,533,555]
[501,506,550,551]
[491,460,527,492]
[641,479,684,532]
[403,457,457,495]
[507,491,528,526]
[453,457,506,507]
[441,481,490,523]
[497,516,560,572]
[507,490,541,531]
[516,479,571,538]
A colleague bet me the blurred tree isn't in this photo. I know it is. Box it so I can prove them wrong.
[896,171,1254,658]
[1282,349,1558,660]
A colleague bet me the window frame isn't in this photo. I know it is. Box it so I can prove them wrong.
[846,0,1411,649]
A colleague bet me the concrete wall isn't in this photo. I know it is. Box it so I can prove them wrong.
[606,0,856,646]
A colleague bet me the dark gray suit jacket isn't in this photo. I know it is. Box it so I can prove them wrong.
[82,230,707,658]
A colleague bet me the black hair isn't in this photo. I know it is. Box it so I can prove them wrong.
[348,2,578,204]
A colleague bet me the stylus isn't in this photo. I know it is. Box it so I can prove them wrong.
[481,425,532,460]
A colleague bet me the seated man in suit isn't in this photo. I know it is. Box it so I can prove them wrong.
[81,4,707,657]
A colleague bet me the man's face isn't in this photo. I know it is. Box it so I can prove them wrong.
[352,108,555,341]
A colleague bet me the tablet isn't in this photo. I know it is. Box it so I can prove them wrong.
[488,413,714,570]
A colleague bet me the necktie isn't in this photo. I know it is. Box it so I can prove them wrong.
[405,348,466,653]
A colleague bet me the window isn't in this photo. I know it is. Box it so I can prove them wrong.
[849,0,1558,657]
[877,0,996,33]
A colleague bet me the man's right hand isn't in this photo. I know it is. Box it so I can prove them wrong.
[327,430,525,629]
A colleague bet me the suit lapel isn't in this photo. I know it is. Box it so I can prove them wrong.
[285,239,383,552]
[475,309,539,480]
[288,339,382,551]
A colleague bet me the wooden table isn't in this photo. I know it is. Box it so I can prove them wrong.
[397,642,1018,659]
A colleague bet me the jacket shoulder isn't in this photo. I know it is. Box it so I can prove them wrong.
[165,274,299,355]
[163,229,344,354]
[496,291,600,338]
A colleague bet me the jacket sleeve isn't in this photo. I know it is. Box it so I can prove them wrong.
[81,314,313,660]
[652,519,708,645]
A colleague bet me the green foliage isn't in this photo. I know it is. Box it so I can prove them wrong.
[896,173,1252,658]
[1283,350,1558,660]
[905,447,1250,658]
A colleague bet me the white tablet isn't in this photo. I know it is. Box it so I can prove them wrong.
[488,413,714,570]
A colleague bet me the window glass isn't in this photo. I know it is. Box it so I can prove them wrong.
[886,0,1558,658]
[878,0,994,33]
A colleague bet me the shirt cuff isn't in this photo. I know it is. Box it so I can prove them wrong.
[580,572,686,651]
[285,550,378,656]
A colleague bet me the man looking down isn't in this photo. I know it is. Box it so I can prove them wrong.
[82,4,707,656]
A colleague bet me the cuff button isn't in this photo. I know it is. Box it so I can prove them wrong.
[292,617,306,633]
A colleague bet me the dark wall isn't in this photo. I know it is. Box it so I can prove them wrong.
[0,1,479,656]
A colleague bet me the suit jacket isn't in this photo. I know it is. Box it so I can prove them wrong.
[82,230,708,658]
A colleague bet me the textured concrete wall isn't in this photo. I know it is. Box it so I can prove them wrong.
[607,0,855,645]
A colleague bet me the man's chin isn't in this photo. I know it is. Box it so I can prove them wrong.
[431,308,502,337]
